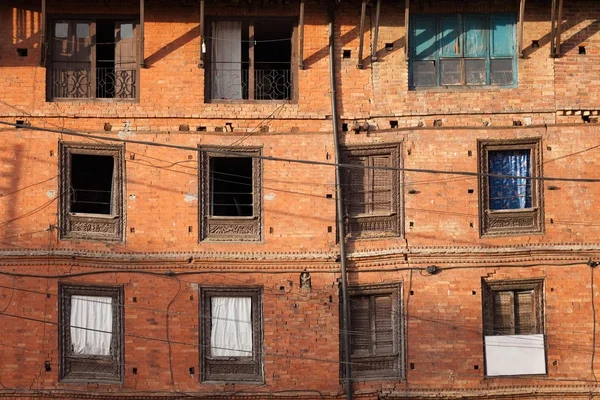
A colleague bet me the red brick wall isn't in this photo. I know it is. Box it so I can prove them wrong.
[2,0,600,398]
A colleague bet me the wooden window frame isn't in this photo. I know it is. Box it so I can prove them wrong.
[342,283,404,381]
[204,16,298,104]
[58,141,125,242]
[199,286,264,383]
[58,283,124,384]
[198,146,262,242]
[341,143,403,239]
[478,138,543,237]
[409,13,517,90]
[482,278,544,336]
[47,16,140,102]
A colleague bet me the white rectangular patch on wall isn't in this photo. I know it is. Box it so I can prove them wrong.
[485,334,546,376]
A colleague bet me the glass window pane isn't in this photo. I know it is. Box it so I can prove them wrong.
[491,58,514,85]
[76,23,89,38]
[488,149,532,210]
[412,60,436,87]
[55,22,68,38]
[465,59,486,85]
[440,59,461,85]
[120,23,133,39]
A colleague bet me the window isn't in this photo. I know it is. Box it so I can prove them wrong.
[49,19,138,100]
[478,139,543,237]
[199,287,263,383]
[342,284,403,380]
[482,279,546,376]
[207,19,296,101]
[342,144,403,239]
[59,284,124,383]
[410,14,516,88]
[59,142,125,242]
[199,147,262,241]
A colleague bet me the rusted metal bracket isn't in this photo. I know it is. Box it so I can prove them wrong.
[199,0,205,68]
[357,0,367,69]
[371,0,381,62]
[299,0,305,69]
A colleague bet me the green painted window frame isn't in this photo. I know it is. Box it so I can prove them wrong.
[409,13,517,89]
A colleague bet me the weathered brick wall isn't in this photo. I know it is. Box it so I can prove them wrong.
[2,0,600,398]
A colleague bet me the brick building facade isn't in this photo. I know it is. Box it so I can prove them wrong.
[1,0,600,398]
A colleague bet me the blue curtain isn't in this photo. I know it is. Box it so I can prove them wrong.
[488,150,531,210]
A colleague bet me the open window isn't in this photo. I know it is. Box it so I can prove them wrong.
[199,147,262,241]
[342,143,403,239]
[410,14,516,88]
[59,142,125,242]
[207,18,295,101]
[59,284,124,383]
[49,19,138,100]
[199,287,263,383]
[342,283,404,380]
[478,138,543,237]
[482,279,546,376]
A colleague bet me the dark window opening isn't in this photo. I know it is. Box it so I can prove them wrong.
[254,21,292,100]
[210,157,253,217]
[209,20,293,101]
[96,20,116,98]
[70,154,114,215]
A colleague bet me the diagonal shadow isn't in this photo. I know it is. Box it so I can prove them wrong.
[144,25,200,67]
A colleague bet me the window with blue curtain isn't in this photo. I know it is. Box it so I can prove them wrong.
[410,14,516,88]
[488,150,531,211]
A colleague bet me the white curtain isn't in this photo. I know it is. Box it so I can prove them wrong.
[211,21,242,99]
[211,297,252,357]
[70,295,113,356]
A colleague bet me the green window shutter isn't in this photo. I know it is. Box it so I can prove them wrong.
[490,14,515,57]
[464,15,488,57]
[412,16,437,60]
[439,15,460,56]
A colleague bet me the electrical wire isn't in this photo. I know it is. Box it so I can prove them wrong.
[3,121,600,183]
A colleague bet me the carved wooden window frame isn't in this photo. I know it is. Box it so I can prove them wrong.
[198,146,262,242]
[482,278,544,336]
[341,283,404,381]
[58,283,124,384]
[341,143,403,239]
[478,138,543,237]
[58,141,125,242]
[199,286,264,383]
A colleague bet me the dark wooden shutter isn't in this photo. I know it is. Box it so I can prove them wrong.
[346,156,369,215]
[349,295,371,356]
[114,21,137,98]
[51,20,93,98]
[515,290,536,334]
[373,295,393,354]
[493,291,515,335]
[371,155,392,214]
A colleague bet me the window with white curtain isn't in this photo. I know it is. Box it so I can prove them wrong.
[59,284,124,383]
[207,18,295,101]
[200,287,263,382]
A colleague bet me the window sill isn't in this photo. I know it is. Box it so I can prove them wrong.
[206,99,294,105]
[50,98,138,103]
[409,84,517,92]
[69,212,119,219]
